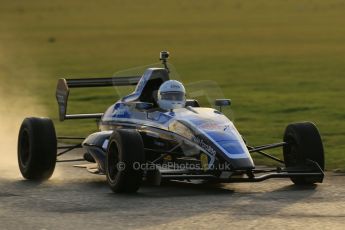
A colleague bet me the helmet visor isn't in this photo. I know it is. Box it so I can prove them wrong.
[160,91,185,101]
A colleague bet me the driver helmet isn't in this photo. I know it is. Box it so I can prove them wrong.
[157,80,186,110]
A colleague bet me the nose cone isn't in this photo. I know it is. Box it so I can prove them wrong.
[205,129,254,169]
[174,108,255,169]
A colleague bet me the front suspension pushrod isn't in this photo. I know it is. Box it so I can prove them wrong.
[249,142,287,153]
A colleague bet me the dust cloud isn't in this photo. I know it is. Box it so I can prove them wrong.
[0,90,46,178]
[0,48,47,178]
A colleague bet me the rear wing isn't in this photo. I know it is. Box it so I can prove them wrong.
[56,76,141,121]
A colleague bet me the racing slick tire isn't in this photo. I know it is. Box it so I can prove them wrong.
[283,122,324,185]
[106,129,145,193]
[17,117,57,180]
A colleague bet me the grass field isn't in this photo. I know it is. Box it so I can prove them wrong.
[1,0,344,170]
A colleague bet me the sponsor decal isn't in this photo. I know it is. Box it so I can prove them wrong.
[198,121,233,132]
[56,94,65,104]
[170,84,180,89]
[191,136,216,155]
[112,103,131,118]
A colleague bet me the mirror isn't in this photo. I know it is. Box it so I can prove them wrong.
[215,99,231,107]
[215,99,231,112]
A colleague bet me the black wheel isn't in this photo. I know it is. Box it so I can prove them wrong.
[17,117,57,180]
[283,122,324,185]
[105,129,145,193]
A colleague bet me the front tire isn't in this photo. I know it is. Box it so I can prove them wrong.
[283,122,324,185]
[105,129,145,193]
[17,117,57,180]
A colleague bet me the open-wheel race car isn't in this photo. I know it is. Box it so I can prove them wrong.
[17,51,325,193]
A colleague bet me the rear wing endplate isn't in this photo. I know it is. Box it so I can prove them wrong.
[56,76,141,121]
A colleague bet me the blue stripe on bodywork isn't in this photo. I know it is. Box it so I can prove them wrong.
[206,130,234,142]
[205,131,246,155]
[112,103,131,118]
[217,140,246,155]
[148,113,172,124]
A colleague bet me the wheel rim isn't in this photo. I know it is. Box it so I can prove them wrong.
[19,130,30,168]
[107,141,119,183]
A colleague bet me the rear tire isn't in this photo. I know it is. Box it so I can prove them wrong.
[17,117,57,180]
[105,129,145,193]
[283,122,324,185]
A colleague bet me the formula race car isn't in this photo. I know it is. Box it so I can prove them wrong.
[17,51,325,193]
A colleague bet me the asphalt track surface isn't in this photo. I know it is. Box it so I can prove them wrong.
[1,151,344,230]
